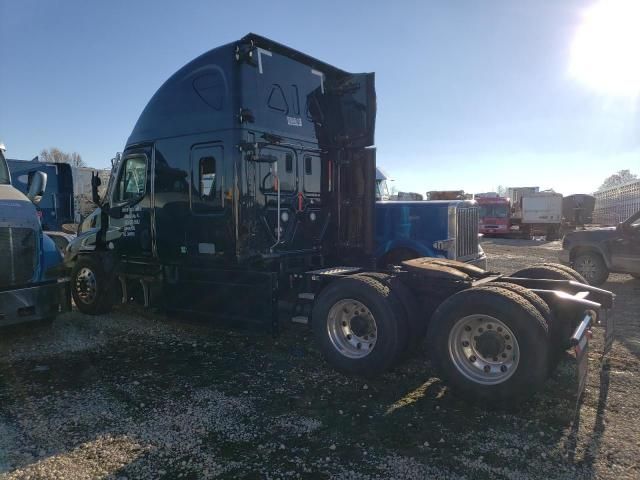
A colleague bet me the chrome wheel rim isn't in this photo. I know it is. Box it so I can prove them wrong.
[575,257,597,281]
[75,267,97,304]
[448,314,520,385]
[327,299,377,359]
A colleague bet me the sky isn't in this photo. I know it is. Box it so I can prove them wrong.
[1,0,638,196]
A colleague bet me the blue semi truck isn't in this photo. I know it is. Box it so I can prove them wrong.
[0,144,70,326]
[373,168,486,269]
[6,158,74,232]
[65,34,612,404]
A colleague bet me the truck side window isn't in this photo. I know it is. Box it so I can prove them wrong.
[193,155,223,214]
[199,157,216,200]
[115,156,147,203]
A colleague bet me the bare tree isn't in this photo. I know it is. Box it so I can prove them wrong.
[495,185,508,197]
[40,147,87,168]
[598,169,638,190]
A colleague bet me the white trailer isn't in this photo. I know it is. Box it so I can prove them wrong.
[510,190,563,239]
[521,192,563,224]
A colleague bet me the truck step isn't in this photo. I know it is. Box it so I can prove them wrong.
[291,315,309,325]
[298,292,315,300]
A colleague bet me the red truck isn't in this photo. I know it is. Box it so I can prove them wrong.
[477,195,510,236]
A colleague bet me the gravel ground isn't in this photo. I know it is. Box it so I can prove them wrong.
[1,239,639,479]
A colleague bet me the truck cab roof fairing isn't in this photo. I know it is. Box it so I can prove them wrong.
[127,33,370,148]
[126,42,235,146]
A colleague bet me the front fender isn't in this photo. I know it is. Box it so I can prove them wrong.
[375,238,444,261]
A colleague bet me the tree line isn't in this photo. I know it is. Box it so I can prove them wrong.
[39,147,86,168]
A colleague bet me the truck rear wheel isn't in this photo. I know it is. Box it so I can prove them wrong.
[426,286,549,404]
[484,282,565,371]
[540,263,588,284]
[510,264,575,282]
[312,276,402,377]
[71,256,113,315]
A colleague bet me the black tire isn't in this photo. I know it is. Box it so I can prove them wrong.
[70,256,113,315]
[426,286,549,404]
[540,263,588,284]
[483,282,553,331]
[357,272,424,354]
[510,264,576,282]
[572,253,609,286]
[312,276,402,377]
[484,282,566,371]
[510,264,590,354]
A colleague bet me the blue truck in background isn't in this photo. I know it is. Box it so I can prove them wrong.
[376,200,486,269]
[0,144,70,327]
[374,168,486,269]
[6,158,74,231]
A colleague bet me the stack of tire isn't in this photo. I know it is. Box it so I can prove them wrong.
[312,263,586,404]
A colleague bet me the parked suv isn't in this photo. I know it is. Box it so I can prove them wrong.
[560,210,640,285]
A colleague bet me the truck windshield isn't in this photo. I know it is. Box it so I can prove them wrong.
[0,153,9,185]
[479,204,509,218]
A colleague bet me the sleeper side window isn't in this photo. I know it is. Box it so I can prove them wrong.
[199,156,216,200]
[114,156,147,203]
[193,153,224,214]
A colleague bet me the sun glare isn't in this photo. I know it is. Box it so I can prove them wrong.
[570,0,640,97]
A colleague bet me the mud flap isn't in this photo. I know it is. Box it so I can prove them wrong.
[571,313,593,401]
[599,309,615,355]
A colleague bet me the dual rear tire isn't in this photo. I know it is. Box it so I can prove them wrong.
[312,273,555,403]
[427,286,550,404]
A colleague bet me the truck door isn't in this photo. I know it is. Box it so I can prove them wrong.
[248,145,298,251]
[108,148,153,259]
[187,143,233,262]
[291,152,328,250]
[609,215,640,273]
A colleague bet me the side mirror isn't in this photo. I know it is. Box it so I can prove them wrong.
[109,204,123,219]
[27,171,47,204]
[91,172,102,205]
